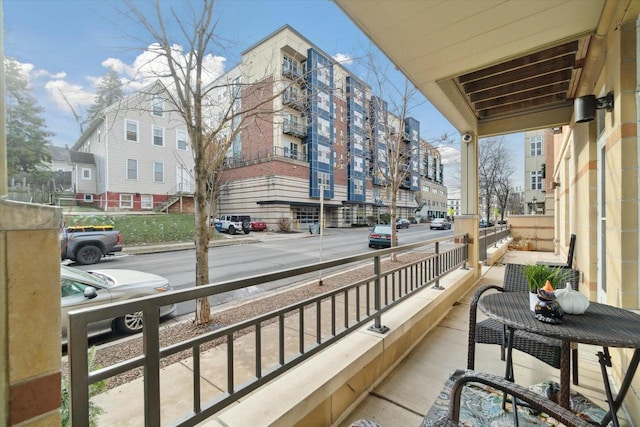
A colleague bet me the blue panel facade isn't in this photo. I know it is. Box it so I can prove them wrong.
[306,49,334,199]
[369,95,389,187]
[404,117,421,191]
[346,77,366,202]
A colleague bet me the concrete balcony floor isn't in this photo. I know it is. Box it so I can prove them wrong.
[339,250,633,427]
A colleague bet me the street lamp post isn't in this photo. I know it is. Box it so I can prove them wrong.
[319,184,325,286]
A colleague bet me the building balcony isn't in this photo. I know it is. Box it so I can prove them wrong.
[283,119,307,138]
[283,92,306,111]
[282,62,303,80]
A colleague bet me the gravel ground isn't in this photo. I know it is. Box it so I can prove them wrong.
[63,252,429,390]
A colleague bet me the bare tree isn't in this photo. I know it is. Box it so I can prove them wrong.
[479,136,514,221]
[124,0,284,325]
[360,52,422,261]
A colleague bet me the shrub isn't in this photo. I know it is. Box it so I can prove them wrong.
[278,217,291,233]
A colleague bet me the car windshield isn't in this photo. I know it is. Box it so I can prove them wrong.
[61,265,108,288]
[372,226,392,234]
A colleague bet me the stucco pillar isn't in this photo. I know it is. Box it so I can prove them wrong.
[1,200,62,425]
[457,132,480,275]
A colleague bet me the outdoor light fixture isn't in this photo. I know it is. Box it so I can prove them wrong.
[550,181,561,190]
[574,92,614,123]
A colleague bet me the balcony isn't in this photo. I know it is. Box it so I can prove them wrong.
[283,90,306,112]
[66,229,632,426]
[282,61,302,80]
[283,118,307,138]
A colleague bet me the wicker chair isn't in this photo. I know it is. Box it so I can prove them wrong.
[427,370,593,427]
[467,263,581,385]
[537,233,576,269]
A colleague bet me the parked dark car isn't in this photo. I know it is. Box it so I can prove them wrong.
[479,219,495,228]
[497,219,508,225]
[430,218,452,230]
[396,218,410,229]
[368,225,394,249]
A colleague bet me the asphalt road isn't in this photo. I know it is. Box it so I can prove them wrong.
[75,224,453,315]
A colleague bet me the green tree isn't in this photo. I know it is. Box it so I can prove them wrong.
[5,58,53,174]
[86,69,124,122]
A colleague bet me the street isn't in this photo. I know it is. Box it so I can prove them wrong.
[75,224,453,315]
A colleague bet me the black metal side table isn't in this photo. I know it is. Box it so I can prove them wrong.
[479,292,640,427]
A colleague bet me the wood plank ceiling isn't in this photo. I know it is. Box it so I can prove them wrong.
[457,37,589,122]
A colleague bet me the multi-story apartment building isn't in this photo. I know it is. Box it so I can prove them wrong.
[214,25,446,229]
[73,81,195,211]
[71,26,447,225]
[523,129,546,214]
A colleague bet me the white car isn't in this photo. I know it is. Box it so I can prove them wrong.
[430,218,452,230]
[61,266,176,344]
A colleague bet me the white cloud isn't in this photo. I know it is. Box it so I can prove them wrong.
[101,43,226,92]
[437,145,460,165]
[333,53,353,65]
[44,79,95,112]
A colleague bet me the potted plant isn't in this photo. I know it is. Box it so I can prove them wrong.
[522,264,571,311]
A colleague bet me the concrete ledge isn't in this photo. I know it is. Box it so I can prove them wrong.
[215,267,476,427]
[486,237,511,266]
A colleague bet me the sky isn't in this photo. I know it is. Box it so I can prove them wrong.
[2,0,524,188]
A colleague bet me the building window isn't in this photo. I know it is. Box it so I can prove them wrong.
[152,96,164,117]
[153,162,164,182]
[119,194,133,209]
[354,179,363,195]
[126,159,138,180]
[141,195,153,210]
[125,120,138,142]
[177,130,188,150]
[530,170,543,190]
[81,168,91,180]
[318,144,331,164]
[318,172,330,188]
[284,142,298,159]
[153,126,165,147]
[529,136,542,156]
[83,194,93,202]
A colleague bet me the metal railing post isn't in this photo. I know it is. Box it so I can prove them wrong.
[432,242,444,289]
[461,233,470,270]
[368,255,389,333]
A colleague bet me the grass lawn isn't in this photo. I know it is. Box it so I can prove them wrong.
[62,213,199,245]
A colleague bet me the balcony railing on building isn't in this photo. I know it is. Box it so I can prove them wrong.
[283,118,307,139]
[223,146,307,168]
[283,89,306,111]
[282,61,303,80]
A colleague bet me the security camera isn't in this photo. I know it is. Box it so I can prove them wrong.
[462,132,473,143]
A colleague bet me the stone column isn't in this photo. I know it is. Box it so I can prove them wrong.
[1,200,62,425]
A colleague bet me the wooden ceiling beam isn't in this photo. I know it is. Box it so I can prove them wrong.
[458,41,579,84]
[462,54,575,94]
[473,82,570,111]
[468,69,573,102]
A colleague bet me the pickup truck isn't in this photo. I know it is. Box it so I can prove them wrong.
[60,225,123,265]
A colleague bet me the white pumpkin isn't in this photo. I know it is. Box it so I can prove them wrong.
[555,283,590,314]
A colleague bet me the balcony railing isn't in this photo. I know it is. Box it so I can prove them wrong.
[283,118,307,138]
[223,146,307,167]
[67,234,469,426]
[283,91,306,111]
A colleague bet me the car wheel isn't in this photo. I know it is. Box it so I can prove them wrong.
[228,225,236,235]
[115,311,144,334]
[75,245,102,265]
[242,220,251,234]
